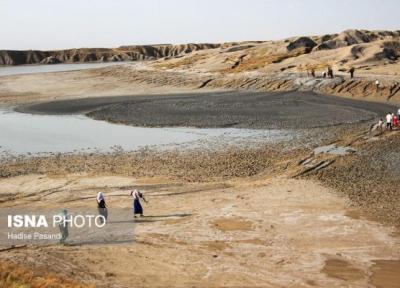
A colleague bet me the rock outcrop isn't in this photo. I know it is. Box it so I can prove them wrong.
[316,29,400,50]
[287,37,317,52]
[40,56,61,64]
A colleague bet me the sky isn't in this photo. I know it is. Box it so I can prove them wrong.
[1,0,399,50]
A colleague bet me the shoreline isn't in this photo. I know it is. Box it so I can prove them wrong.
[1,119,399,225]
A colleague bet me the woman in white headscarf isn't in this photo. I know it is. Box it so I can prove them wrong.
[96,192,108,224]
[130,189,148,217]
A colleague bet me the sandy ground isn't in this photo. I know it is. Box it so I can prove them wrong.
[0,64,214,106]
[1,173,400,287]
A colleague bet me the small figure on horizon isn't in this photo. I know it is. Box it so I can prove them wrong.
[375,80,380,92]
[311,68,316,78]
[96,192,108,224]
[397,107,400,121]
[130,189,148,218]
[390,81,399,94]
[386,112,393,131]
[327,67,334,78]
[378,118,384,132]
[58,209,69,244]
[393,114,399,128]
[370,118,384,134]
[349,67,355,78]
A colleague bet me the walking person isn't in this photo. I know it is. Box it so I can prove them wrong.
[58,209,69,244]
[386,112,393,131]
[130,189,148,217]
[327,67,334,78]
[349,67,355,78]
[397,107,400,120]
[390,82,398,94]
[96,192,108,224]
[378,118,384,132]
[393,114,399,128]
[375,80,380,92]
[370,118,384,134]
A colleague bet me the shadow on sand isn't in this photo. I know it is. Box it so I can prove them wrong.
[106,213,192,224]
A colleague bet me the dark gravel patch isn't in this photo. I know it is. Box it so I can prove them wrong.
[19,91,395,129]
[0,146,305,182]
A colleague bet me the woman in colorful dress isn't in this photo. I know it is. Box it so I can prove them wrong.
[393,114,399,128]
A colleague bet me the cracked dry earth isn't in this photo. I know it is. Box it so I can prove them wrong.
[1,173,399,287]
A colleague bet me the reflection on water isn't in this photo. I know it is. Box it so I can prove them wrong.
[0,62,125,77]
[0,110,292,156]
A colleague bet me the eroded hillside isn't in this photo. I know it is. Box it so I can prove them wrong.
[0,43,220,65]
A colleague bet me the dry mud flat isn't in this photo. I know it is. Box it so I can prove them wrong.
[1,174,400,288]
[22,91,396,129]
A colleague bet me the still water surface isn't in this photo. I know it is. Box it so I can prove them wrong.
[0,109,291,156]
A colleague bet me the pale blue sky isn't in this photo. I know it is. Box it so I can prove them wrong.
[1,0,399,50]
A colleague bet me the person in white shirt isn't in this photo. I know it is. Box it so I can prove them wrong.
[378,118,384,132]
[386,113,393,130]
[397,108,400,120]
[370,118,384,134]
[375,80,380,92]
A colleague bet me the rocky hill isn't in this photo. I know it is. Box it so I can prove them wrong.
[149,29,400,76]
[0,43,220,65]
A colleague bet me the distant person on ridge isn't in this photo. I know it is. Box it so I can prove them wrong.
[378,118,384,132]
[386,112,393,131]
[349,67,355,78]
[327,67,334,78]
[390,81,398,94]
[393,114,399,128]
[375,80,380,92]
[370,118,384,134]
